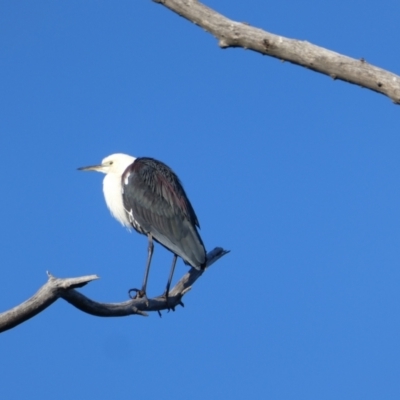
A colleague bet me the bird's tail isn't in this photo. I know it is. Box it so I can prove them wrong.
[179,223,206,270]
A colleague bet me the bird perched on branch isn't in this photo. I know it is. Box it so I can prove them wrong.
[79,153,206,302]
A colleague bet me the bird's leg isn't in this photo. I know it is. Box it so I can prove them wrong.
[163,254,178,309]
[140,234,154,302]
[128,234,153,305]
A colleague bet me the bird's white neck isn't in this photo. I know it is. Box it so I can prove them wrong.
[103,172,131,228]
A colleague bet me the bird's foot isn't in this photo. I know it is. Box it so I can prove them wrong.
[128,288,149,306]
[161,290,176,312]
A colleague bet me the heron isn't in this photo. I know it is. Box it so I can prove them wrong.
[78,153,206,302]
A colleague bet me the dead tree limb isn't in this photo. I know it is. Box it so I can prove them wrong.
[0,247,228,333]
[0,274,99,333]
[151,0,400,104]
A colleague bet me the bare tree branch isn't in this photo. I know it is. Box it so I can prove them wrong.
[62,247,228,316]
[0,247,228,333]
[152,0,400,104]
[0,273,99,333]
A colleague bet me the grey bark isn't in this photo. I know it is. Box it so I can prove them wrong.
[152,0,400,104]
[0,247,228,333]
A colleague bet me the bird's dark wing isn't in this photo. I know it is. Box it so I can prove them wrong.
[121,157,206,269]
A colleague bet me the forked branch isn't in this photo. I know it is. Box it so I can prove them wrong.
[0,247,228,333]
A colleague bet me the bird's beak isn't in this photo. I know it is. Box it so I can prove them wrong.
[77,164,103,172]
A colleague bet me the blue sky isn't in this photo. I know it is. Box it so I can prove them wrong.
[1,1,400,399]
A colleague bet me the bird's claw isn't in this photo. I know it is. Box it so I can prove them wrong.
[128,288,149,306]
[128,288,140,299]
[160,291,184,311]
[162,290,175,312]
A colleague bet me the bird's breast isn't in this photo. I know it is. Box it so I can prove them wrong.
[103,173,131,228]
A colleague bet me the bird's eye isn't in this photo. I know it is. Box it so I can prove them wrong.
[109,161,114,165]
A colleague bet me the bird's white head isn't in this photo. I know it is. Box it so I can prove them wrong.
[78,153,136,228]
[78,153,136,176]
